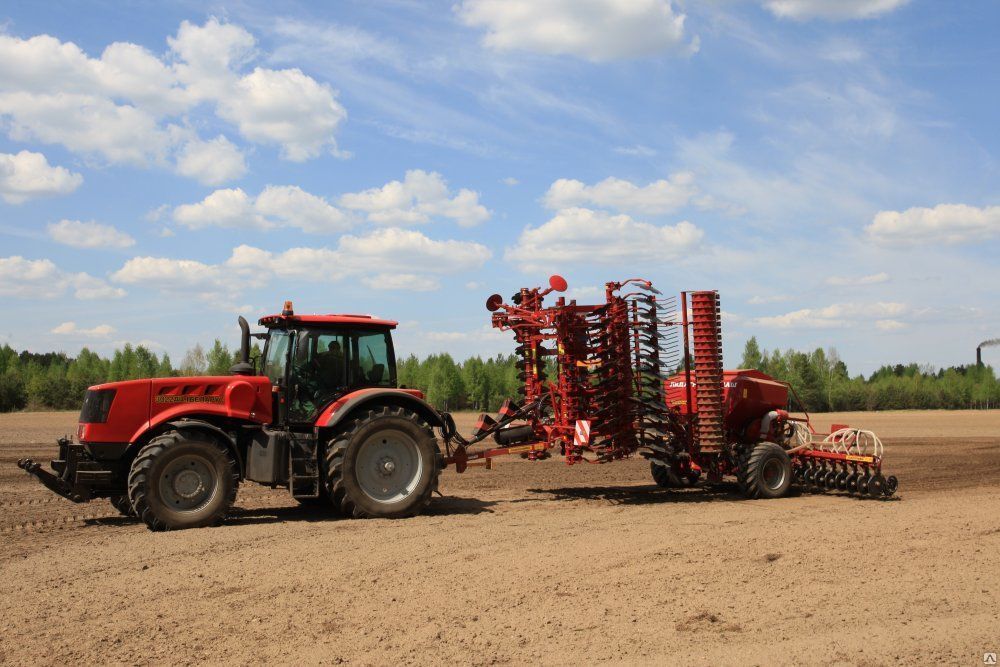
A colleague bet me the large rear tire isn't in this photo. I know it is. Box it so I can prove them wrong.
[324,406,440,519]
[127,430,238,531]
[740,441,792,500]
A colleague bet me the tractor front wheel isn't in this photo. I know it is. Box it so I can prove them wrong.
[127,430,238,531]
[324,406,440,519]
[740,441,792,500]
[109,495,135,517]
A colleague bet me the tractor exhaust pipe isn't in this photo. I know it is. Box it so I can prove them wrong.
[230,316,254,375]
[978,346,983,367]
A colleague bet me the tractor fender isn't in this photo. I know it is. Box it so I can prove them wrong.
[131,418,245,476]
[318,388,445,432]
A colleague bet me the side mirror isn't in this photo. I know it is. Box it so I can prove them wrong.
[486,294,504,312]
[549,275,568,292]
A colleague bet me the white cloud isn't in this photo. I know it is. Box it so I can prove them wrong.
[875,319,906,331]
[753,302,908,329]
[866,204,1000,245]
[175,135,247,185]
[47,219,135,249]
[172,185,351,233]
[113,256,225,290]
[339,170,490,227]
[457,0,698,61]
[0,255,125,300]
[173,188,262,229]
[763,0,910,21]
[506,207,703,271]
[0,150,83,204]
[614,145,657,157]
[362,273,440,291]
[113,229,492,296]
[502,177,519,186]
[70,273,127,300]
[748,294,791,305]
[218,67,347,161]
[51,321,115,337]
[825,272,889,286]
[0,19,347,174]
[0,91,175,166]
[543,173,696,215]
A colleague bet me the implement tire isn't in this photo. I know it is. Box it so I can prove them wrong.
[324,406,440,519]
[741,441,792,500]
[127,430,238,531]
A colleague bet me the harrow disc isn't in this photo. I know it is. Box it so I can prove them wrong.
[867,473,886,497]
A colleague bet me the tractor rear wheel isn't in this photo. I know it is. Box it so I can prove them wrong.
[127,430,238,531]
[741,441,792,500]
[109,495,135,517]
[324,406,440,519]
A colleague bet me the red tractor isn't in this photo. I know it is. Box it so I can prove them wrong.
[18,302,446,530]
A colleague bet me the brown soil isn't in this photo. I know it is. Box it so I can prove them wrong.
[1,410,999,665]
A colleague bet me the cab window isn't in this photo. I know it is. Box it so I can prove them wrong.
[352,329,394,387]
[262,330,290,384]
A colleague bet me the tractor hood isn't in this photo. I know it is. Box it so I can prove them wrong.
[78,375,273,444]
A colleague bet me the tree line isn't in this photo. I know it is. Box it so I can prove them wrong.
[1,338,997,413]
[739,337,1000,412]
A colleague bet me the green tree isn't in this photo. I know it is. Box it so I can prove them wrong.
[740,336,764,370]
[180,344,207,376]
[206,340,232,375]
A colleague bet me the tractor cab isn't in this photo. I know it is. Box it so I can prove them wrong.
[257,302,398,425]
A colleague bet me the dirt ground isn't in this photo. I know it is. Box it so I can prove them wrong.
[1,410,998,666]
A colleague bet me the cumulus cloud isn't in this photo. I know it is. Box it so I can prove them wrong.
[456,0,698,61]
[543,173,697,215]
[173,185,351,233]
[218,67,347,162]
[47,219,135,249]
[175,135,247,185]
[825,272,889,286]
[0,150,82,204]
[763,0,910,20]
[0,19,346,175]
[113,229,491,296]
[0,255,125,300]
[505,207,702,271]
[339,170,490,227]
[51,321,115,337]
[753,302,908,329]
[866,204,1000,245]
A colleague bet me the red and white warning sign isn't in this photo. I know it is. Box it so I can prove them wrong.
[574,420,592,449]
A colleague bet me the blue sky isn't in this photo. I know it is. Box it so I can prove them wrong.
[1,0,998,374]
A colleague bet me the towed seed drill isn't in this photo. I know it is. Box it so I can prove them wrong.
[17,276,896,531]
[440,276,898,500]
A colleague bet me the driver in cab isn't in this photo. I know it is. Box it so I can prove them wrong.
[314,340,345,389]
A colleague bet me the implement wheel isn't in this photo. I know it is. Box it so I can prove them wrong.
[127,430,238,531]
[741,442,792,500]
[324,406,440,519]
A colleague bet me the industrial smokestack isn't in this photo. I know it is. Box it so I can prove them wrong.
[977,338,1000,366]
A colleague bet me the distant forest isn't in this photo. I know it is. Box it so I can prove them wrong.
[0,337,997,413]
